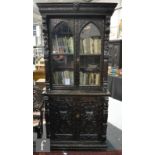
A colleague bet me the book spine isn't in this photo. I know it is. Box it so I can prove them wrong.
[55,35,59,53]
[80,72,83,85]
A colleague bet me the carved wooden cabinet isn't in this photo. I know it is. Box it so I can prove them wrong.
[37,2,117,150]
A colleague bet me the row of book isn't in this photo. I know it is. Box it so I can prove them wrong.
[80,72,100,86]
[53,35,74,54]
[53,71,74,85]
[53,71,100,86]
[80,37,101,54]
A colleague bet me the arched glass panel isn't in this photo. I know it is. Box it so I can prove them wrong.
[80,23,101,86]
[51,22,74,86]
[52,22,74,54]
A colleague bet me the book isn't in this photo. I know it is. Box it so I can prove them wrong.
[52,36,74,54]
[55,35,59,53]
[82,39,87,54]
[80,39,84,54]
[89,73,94,85]
[94,38,101,54]
[95,73,100,85]
[80,72,100,86]
[53,71,74,85]
[80,72,83,85]
[81,37,101,54]
[70,71,74,85]
[90,38,94,54]
[63,37,68,53]
[68,37,74,54]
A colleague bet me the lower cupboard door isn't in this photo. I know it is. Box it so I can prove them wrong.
[50,99,74,141]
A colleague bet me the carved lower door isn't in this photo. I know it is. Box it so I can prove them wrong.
[49,96,74,141]
[48,96,105,142]
[78,96,105,141]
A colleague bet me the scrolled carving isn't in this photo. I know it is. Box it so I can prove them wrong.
[49,97,73,136]
[33,85,43,111]
[45,82,50,91]
[44,95,109,142]
[73,3,80,11]
[103,81,108,93]
[104,40,109,55]
[79,97,100,135]
[43,95,49,101]
[104,43,109,55]
[104,16,111,55]
[105,16,111,26]
[42,17,49,52]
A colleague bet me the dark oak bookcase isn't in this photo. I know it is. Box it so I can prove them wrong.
[37,2,117,150]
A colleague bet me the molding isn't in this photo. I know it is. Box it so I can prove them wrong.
[37,3,117,16]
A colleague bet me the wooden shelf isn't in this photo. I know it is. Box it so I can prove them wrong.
[52,53,74,56]
[80,54,101,56]
[53,67,74,71]
[80,67,100,72]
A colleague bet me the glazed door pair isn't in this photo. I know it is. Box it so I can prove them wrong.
[49,17,104,90]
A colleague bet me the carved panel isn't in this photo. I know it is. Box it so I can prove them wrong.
[102,16,111,93]
[104,16,111,56]
[42,16,50,90]
[80,101,98,135]
[49,97,74,140]
[43,96,51,138]
[45,95,108,141]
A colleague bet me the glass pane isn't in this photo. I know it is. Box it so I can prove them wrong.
[52,55,74,69]
[80,23,101,55]
[80,72,100,86]
[51,22,74,86]
[52,22,74,54]
[80,23,101,86]
[53,71,74,85]
[80,56,100,71]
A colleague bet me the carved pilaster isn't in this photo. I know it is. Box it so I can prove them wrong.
[73,2,80,11]
[103,97,109,138]
[103,57,109,93]
[42,16,50,91]
[43,96,51,138]
[104,16,111,56]
[103,16,111,93]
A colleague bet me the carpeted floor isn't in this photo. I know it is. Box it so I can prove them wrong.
[33,150,122,155]
[106,123,122,150]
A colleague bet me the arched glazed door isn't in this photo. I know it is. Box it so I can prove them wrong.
[78,21,104,88]
[50,20,75,87]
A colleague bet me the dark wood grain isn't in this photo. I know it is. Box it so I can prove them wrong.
[37,2,117,150]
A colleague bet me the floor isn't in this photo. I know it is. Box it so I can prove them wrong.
[108,98,122,130]
[33,150,122,155]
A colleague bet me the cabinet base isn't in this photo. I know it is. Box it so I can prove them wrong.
[50,141,107,150]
